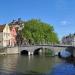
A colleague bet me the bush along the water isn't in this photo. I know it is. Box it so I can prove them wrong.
[45,49,53,56]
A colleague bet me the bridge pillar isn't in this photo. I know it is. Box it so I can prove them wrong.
[28,52,31,56]
[31,52,33,55]
[28,51,33,56]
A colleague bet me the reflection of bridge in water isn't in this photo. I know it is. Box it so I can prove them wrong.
[0,44,75,56]
[19,44,75,56]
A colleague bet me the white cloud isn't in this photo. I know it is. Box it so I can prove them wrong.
[61,21,67,25]
[60,20,69,26]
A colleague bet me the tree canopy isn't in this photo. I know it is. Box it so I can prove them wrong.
[22,19,59,44]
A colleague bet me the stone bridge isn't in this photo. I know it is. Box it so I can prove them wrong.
[1,44,75,56]
[19,44,74,56]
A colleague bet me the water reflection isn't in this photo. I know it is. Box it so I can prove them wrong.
[0,54,56,75]
[0,54,75,75]
[47,58,75,75]
[3,55,18,70]
[0,54,19,74]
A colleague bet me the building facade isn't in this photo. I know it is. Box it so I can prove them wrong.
[3,24,11,47]
[62,34,75,45]
[10,26,17,47]
[0,18,24,47]
[0,24,17,47]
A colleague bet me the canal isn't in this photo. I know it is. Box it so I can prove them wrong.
[0,54,75,75]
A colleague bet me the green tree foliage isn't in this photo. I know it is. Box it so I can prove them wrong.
[22,19,59,44]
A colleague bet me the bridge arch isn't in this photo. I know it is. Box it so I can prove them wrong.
[33,47,54,55]
[20,45,67,56]
[58,46,75,58]
[21,50,28,55]
[34,47,43,55]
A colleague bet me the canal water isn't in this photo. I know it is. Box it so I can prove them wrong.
[0,54,75,75]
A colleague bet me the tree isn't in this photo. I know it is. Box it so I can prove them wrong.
[22,19,59,45]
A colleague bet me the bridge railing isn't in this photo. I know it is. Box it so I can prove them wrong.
[20,44,75,47]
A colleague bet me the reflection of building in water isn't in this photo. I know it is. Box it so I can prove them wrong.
[1,55,18,72]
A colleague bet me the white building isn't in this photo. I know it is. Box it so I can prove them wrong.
[62,34,75,45]
[0,24,17,47]
[3,24,11,47]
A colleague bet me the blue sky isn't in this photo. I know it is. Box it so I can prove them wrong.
[0,0,75,40]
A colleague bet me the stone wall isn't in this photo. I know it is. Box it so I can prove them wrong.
[6,47,19,54]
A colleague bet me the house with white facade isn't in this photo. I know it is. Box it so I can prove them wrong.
[3,24,11,47]
[0,18,24,47]
[0,24,17,47]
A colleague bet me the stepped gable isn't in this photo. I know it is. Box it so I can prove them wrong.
[0,25,5,32]
[0,24,18,32]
